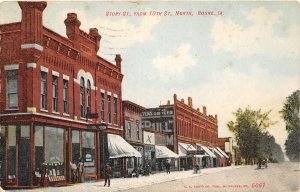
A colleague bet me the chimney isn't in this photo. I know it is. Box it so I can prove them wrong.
[167,100,170,105]
[64,13,81,41]
[181,99,184,103]
[203,106,207,115]
[197,108,200,112]
[89,28,101,52]
[115,54,122,68]
[188,97,193,107]
[19,1,47,45]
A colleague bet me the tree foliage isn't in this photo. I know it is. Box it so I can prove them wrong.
[280,90,300,132]
[280,90,300,162]
[228,107,283,163]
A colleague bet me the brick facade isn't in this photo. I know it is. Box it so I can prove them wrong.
[0,1,123,188]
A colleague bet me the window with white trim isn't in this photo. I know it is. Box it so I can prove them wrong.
[6,70,18,109]
[87,80,91,114]
[41,72,47,110]
[63,79,69,114]
[100,92,105,122]
[113,97,117,124]
[108,95,111,123]
[80,77,85,118]
[52,75,58,112]
[127,121,131,139]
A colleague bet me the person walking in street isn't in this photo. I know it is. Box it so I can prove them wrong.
[165,160,171,174]
[104,163,111,187]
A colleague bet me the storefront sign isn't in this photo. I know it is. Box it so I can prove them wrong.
[143,131,155,145]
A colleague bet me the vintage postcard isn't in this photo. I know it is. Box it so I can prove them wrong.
[0,1,299,192]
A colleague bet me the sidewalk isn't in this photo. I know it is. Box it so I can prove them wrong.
[6,166,243,192]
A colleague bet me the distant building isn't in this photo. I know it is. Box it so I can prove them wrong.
[142,94,224,171]
[122,100,145,175]
[218,137,234,165]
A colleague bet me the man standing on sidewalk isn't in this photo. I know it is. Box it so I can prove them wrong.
[165,160,171,174]
[104,163,112,187]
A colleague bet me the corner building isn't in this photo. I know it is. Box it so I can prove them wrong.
[0,1,126,188]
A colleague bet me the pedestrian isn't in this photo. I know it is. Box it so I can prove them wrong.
[104,163,111,187]
[77,157,84,183]
[39,162,46,186]
[165,160,171,174]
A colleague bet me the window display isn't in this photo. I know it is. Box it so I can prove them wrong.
[0,125,5,179]
[45,127,64,176]
[82,131,95,174]
[8,125,16,179]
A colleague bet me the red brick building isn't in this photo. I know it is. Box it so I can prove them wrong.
[122,101,145,175]
[142,94,221,171]
[0,1,132,188]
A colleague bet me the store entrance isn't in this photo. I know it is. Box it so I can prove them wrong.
[18,138,30,186]
[18,125,31,186]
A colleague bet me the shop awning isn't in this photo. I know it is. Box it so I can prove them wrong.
[155,145,179,158]
[216,147,229,158]
[198,145,216,158]
[212,148,224,158]
[195,154,209,158]
[178,142,196,157]
[107,134,142,159]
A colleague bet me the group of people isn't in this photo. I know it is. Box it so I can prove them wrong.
[70,158,84,183]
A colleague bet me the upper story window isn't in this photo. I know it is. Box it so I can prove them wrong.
[63,79,69,114]
[127,121,131,139]
[6,70,18,109]
[87,80,91,114]
[41,72,47,110]
[80,77,85,118]
[100,92,105,122]
[113,97,118,125]
[136,121,140,140]
[52,75,58,112]
[108,95,111,124]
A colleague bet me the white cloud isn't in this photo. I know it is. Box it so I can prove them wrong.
[187,62,299,151]
[210,7,300,60]
[152,43,196,80]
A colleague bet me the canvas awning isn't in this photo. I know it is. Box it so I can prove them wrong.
[216,147,229,158]
[195,154,209,158]
[107,134,142,158]
[212,148,224,158]
[198,145,216,158]
[155,145,179,158]
[178,142,196,157]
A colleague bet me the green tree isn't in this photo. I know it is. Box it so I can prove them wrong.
[227,107,273,164]
[280,90,300,162]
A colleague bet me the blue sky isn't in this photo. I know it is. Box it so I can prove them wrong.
[0,1,299,153]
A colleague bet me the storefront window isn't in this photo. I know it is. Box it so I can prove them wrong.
[82,131,95,174]
[45,127,64,176]
[0,125,6,179]
[72,130,80,164]
[35,126,44,170]
[8,125,16,179]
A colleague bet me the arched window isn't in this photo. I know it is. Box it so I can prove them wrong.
[87,80,91,114]
[80,77,85,118]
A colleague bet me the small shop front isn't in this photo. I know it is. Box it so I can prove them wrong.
[211,148,225,167]
[104,133,141,178]
[197,144,216,168]
[216,147,230,166]
[178,142,196,171]
[155,145,179,172]
[0,121,98,189]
